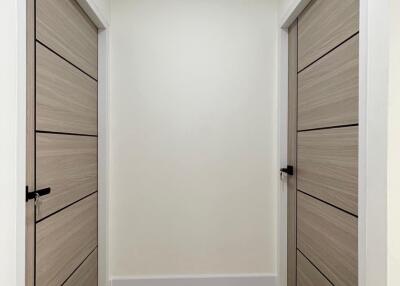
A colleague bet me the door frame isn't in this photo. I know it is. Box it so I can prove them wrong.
[77,2,111,285]
[17,0,111,285]
[277,0,390,285]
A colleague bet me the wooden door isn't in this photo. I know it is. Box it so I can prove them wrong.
[26,0,98,285]
[287,0,359,285]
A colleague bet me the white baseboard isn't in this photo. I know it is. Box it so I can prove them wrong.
[111,274,277,286]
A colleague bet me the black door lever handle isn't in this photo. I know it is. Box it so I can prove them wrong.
[26,186,51,201]
[280,165,294,176]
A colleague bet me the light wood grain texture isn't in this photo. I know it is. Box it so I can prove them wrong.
[298,0,359,71]
[297,251,332,286]
[64,249,98,286]
[297,126,358,215]
[26,0,35,284]
[36,43,98,135]
[36,0,98,79]
[36,133,98,220]
[25,200,35,286]
[297,192,358,286]
[287,20,298,286]
[36,193,98,286]
[26,0,35,191]
[298,35,359,131]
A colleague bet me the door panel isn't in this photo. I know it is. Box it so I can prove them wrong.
[288,0,359,284]
[298,35,359,131]
[36,193,98,286]
[64,249,98,286]
[297,251,332,286]
[297,126,358,215]
[297,192,358,286]
[36,42,98,135]
[298,0,359,71]
[27,0,99,284]
[36,0,98,79]
[36,133,97,220]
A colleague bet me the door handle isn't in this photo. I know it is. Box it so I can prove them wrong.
[26,186,51,202]
[280,165,294,176]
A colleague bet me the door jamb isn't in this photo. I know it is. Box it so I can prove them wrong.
[76,2,110,285]
[277,3,312,286]
[17,0,27,285]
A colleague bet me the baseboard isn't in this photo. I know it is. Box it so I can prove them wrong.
[111,274,277,286]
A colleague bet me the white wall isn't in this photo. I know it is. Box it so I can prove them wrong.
[278,0,294,16]
[387,0,400,284]
[0,2,18,285]
[0,0,25,286]
[109,0,279,278]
